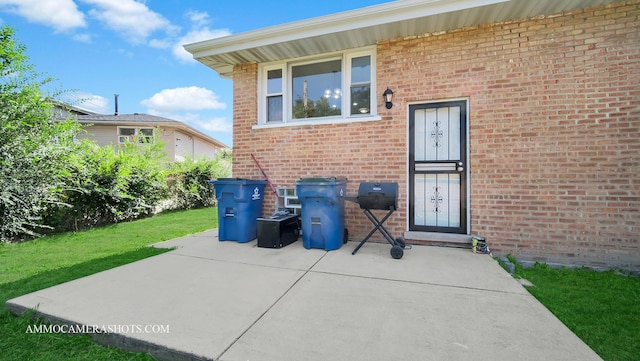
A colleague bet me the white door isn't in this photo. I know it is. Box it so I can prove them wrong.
[175,132,193,161]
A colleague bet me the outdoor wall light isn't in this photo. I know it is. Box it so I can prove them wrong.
[383,87,394,109]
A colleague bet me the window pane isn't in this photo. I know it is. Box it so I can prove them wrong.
[351,56,370,84]
[119,128,135,136]
[138,128,154,143]
[267,95,283,122]
[292,60,341,119]
[267,69,282,94]
[351,85,371,115]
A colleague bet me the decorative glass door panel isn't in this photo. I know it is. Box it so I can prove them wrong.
[409,101,467,233]
[414,174,461,228]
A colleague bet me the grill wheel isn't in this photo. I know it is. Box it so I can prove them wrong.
[390,245,404,259]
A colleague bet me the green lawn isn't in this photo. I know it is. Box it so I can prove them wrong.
[0,207,217,361]
[513,262,640,361]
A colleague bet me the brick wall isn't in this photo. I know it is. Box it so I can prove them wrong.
[232,1,640,272]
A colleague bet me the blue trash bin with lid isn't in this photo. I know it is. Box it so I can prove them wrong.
[296,177,347,251]
[210,178,267,243]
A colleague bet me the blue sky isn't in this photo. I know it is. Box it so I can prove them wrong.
[0,0,390,147]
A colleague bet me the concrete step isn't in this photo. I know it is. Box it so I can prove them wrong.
[403,231,473,247]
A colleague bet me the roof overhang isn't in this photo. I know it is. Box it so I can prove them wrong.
[184,0,619,78]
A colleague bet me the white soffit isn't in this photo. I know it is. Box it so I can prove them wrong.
[184,0,619,77]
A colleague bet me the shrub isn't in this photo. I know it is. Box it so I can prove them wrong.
[47,134,170,232]
[0,26,82,242]
[165,150,232,210]
[46,137,231,233]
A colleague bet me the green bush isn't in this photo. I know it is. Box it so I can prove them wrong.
[165,150,232,210]
[45,138,231,233]
[47,134,170,232]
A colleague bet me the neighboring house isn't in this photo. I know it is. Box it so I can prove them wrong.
[185,0,639,272]
[54,103,229,161]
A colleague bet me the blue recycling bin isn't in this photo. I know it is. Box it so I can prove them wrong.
[210,178,267,243]
[296,177,347,251]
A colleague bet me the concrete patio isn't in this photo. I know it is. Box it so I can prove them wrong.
[6,230,602,361]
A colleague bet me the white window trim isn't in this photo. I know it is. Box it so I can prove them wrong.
[117,126,155,145]
[263,64,285,123]
[255,46,379,129]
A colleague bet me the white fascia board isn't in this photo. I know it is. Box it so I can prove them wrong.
[184,0,509,59]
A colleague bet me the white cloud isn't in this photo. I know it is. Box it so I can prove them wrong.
[148,38,171,49]
[0,0,85,32]
[80,96,110,113]
[194,117,232,133]
[171,10,230,63]
[80,0,178,44]
[145,110,232,136]
[186,10,209,28]
[72,33,92,43]
[0,0,230,63]
[60,91,110,114]
[173,27,230,63]
[141,86,226,112]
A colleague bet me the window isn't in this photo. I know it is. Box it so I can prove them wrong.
[350,56,371,115]
[267,69,283,122]
[118,127,154,145]
[118,127,135,144]
[259,47,376,125]
[277,187,301,215]
[138,128,154,143]
[292,59,342,119]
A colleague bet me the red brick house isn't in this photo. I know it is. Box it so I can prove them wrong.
[185,0,639,272]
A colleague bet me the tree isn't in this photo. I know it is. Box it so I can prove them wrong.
[0,25,80,242]
[292,96,341,119]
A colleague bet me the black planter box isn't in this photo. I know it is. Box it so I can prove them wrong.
[257,214,300,248]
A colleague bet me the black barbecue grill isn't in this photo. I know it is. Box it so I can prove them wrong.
[350,182,408,259]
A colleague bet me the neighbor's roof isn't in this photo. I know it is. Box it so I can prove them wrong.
[74,113,229,149]
[49,99,99,116]
[184,0,619,78]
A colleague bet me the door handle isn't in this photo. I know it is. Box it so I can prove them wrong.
[456,162,464,172]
